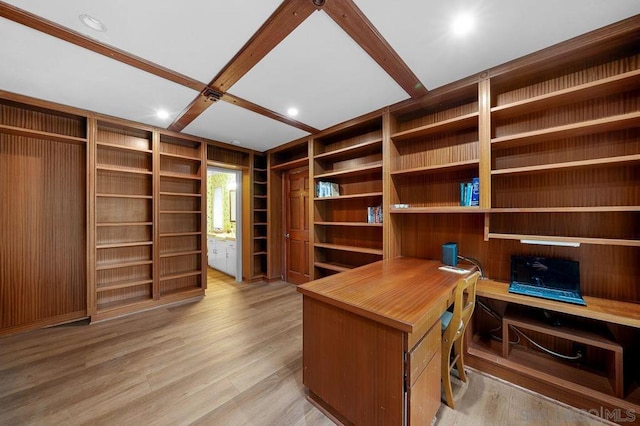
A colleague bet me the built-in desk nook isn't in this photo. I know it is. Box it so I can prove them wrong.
[297,257,475,425]
[470,280,640,417]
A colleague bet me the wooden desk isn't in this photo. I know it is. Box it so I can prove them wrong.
[297,257,470,425]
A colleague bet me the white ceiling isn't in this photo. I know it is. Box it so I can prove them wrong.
[1,1,639,152]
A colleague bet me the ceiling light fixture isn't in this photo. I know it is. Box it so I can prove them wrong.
[79,14,107,32]
[451,13,474,36]
[156,109,170,120]
[287,107,299,117]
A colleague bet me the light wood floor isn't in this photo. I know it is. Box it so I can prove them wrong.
[0,269,610,425]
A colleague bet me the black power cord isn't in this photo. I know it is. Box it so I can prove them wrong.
[477,300,583,361]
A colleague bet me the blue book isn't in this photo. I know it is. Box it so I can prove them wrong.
[460,183,466,206]
[470,177,479,206]
[465,182,472,206]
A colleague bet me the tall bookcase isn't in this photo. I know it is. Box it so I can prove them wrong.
[157,134,206,296]
[95,122,154,313]
[312,117,384,279]
[251,153,269,280]
[383,24,640,413]
[92,125,207,321]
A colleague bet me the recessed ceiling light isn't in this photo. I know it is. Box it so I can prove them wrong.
[79,14,107,32]
[287,107,299,117]
[231,140,241,145]
[156,109,170,120]
[451,13,474,36]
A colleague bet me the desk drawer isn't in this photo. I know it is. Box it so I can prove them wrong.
[407,321,440,387]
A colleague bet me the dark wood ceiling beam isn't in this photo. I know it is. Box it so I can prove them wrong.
[323,0,428,99]
[209,0,319,91]
[169,0,318,132]
[222,93,319,134]
[0,2,206,92]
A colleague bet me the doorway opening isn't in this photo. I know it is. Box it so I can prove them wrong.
[206,166,242,282]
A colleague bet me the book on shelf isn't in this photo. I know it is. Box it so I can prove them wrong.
[367,205,383,223]
[316,181,340,197]
[460,177,479,206]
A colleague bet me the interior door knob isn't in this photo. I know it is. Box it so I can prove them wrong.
[285,233,290,238]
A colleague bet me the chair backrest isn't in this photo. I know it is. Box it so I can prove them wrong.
[443,271,480,343]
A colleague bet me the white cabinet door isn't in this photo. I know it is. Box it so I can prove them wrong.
[213,239,226,272]
[225,242,237,277]
[207,237,216,269]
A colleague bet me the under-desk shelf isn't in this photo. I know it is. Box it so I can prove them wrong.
[476,279,640,328]
[468,336,618,400]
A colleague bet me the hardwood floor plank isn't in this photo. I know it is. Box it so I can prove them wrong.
[0,269,610,425]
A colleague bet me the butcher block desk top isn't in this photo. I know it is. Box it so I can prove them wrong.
[297,257,471,335]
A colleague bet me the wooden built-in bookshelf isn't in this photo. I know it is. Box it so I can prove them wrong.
[251,153,268,280]
[94,122,154,313]
[158,134,206,297]
[371,22,640,414]
[312,118,384,279]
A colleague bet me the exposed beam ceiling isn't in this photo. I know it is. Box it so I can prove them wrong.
[1,0,639,151]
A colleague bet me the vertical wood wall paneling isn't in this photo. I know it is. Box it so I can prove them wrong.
[86,116,97,316]
[308,138,316,280]
[243,152,254,281]
[152,130,160,299]
[382,108,400,259]
[0,101,87,334]
[478,78,492,209]
[199,141,207,289]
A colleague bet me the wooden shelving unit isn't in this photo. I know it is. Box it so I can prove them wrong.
[489,51,640,248]
[94,122,154,313]
[375,29,640,414]
[312,120,384,279]
[388,85,482,212]
[467,34,640,412]
[251,153,268,280]
[157,134,205,297]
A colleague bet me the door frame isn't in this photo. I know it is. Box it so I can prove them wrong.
[207,165,242,282]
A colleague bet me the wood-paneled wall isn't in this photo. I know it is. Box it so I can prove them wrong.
[1,102,87,333]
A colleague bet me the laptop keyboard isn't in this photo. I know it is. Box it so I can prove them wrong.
[509,282,586,305]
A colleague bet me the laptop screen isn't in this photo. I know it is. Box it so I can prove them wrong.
[510,256,580,292]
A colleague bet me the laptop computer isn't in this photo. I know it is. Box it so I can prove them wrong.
[508,255,586,306]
